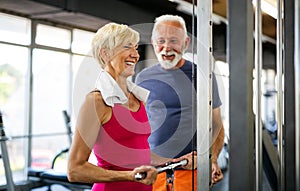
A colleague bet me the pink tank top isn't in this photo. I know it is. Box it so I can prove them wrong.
[92,101,151,191]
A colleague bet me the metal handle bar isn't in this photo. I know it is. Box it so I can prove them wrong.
[135,159,188,180]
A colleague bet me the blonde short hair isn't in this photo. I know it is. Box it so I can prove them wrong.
[92,23,140,68]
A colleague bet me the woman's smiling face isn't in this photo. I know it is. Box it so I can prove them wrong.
[107,42,140,78]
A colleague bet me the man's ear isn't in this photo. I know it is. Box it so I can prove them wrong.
[151,39,155,47]
[184,36,191,51]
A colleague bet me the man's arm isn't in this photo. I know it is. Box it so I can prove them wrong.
[211,107,225,184]
[211,107,225,162]
[150,152,172,166]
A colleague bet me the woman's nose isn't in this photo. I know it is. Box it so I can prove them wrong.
[130,49,140,60]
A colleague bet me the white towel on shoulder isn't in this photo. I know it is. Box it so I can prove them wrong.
[95,70,150,107]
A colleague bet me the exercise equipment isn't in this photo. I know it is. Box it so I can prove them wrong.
[27,110,92,191]
[0,111,15,191]
[135,159,188,180]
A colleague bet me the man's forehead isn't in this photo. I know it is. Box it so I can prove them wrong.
[155,24,185,38]
[158,21,184,30]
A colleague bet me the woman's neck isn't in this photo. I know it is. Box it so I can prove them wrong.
[117,78,130,96]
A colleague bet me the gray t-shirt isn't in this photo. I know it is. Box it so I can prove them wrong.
[135,60,222,158]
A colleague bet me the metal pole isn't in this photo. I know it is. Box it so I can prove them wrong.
[25,20,36,169]
[197,0,212,190]
[295,0,300,189]
[228,0,254,190]
[276,0,285,190]
[254,0,263,190]
[0,112,15,191]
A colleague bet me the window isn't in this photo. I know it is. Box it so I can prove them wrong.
[32,49,70,135]
[71,54,100,124]
[36,24,71,49]
[0,43,29,184]
[0,13,31,45]
[72,29,94,55]
[0,12,95,185]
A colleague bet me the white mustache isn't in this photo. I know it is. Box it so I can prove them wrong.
[159,50,177,57]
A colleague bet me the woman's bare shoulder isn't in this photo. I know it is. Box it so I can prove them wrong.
[83,89,111,124]
[85,90,104,104]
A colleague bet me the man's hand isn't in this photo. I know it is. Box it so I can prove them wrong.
[173,152,224,185]
[211,162,223,185]
[172,151,197,170]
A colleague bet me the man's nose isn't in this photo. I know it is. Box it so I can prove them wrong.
[163,42,172,51]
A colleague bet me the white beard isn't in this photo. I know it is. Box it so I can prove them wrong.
[156,50,183,69]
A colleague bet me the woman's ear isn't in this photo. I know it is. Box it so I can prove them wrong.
[100,48,109,63]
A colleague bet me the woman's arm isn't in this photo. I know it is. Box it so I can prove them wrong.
[67,91,118,183]
[68,128,127,183]
[67,92,157,184]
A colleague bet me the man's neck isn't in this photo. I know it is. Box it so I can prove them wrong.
[174,58,186,68]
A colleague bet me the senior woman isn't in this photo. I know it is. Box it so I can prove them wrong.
[67,23,157,191]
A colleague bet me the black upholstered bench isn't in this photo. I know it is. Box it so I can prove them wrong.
[28,168,92,191]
